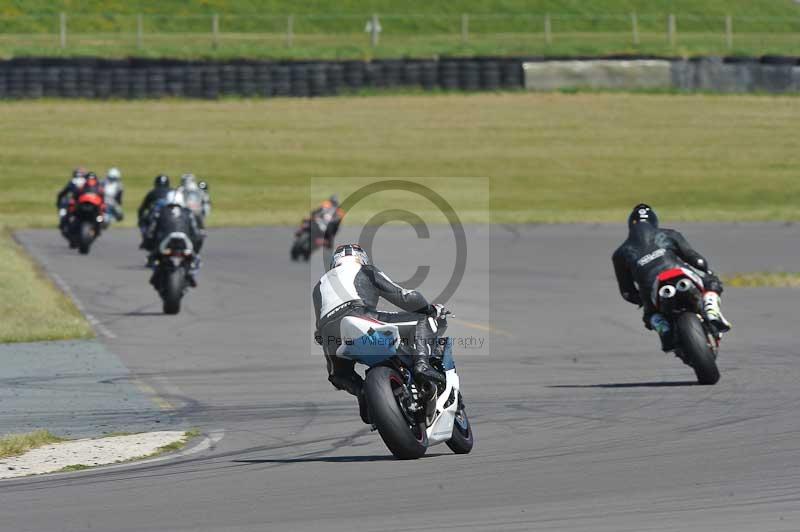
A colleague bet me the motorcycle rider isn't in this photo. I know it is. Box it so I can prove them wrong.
[297,195,344,249]
[198,180,211,218]
[102,167,124,223]
[313,243,447,400]
[138,174,171,247]
[147,189,204,287]
[612,204,732,352]
[56,167,87,237]
[177,173,205,226]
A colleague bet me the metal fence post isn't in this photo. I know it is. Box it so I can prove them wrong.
[212,13,219,49]
[668,14,676,48]
[136,14,143,50]
[59,12,67,49]
[631,12,640,46]
[544,13,552,45]
[461,13,469,43]
[286,15,294,47]
[370,13,380,47]
[725,15,733,50]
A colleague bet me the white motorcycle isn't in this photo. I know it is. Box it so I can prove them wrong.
[334,310,473,459]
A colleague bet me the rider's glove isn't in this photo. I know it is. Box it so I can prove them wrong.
[314,331,322,345]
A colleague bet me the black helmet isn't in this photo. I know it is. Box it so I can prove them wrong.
[72,167,87,179]
[154,174,170,188]
[628,203,658,229]
[198,180,208,191]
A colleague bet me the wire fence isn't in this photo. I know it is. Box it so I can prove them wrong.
[1,13,800,55]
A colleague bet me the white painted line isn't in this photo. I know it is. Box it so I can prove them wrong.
[48,272,116,340]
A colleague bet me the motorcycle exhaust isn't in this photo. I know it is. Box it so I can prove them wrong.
[658,284,677,299]
[676,278,694,292]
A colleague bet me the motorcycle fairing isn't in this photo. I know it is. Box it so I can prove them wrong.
[336,316,400,366]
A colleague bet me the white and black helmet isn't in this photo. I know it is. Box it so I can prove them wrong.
[106,167,121,181]
[329,243,369,271]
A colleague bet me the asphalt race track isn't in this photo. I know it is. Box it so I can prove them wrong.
[3,223,800,531]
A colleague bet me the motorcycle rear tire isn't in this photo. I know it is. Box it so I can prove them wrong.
[162,268,184,315]
[78,221,94,255]
[676,312,720,385]
[365,366,428,460]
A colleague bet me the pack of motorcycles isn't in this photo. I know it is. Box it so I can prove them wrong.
[56,181,728,460]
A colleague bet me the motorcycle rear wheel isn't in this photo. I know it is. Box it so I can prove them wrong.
[78,221,94,255]
[676,312,720,385]
[364,366,428,460]
[162,268,184,315]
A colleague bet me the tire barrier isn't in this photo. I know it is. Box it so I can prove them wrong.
[0,56,797,99]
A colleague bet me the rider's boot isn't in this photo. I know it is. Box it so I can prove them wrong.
[413,318,446,385]
[650,313,676,352]
[187,256,201,287]
[703,291,731,332]
[413,357,445,386]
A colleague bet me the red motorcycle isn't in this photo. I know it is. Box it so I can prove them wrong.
[653,267,721,385]
[67,191,105,255]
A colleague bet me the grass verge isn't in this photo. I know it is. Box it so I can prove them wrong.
[722,272,800,288]
[0,430,65,459]
[1,93,799,228]
[0,230,93,343]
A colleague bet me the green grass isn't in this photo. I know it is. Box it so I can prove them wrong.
[1,1,800,59]
[154,428,201,455]
[0,430,65,459]
[1,93,799,229]
[723,272,800,288]
[0,230,93,343]
[58,463,91,472]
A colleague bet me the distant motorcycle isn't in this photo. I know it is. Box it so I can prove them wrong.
[654,267,722,385]
[67,192,105,255]
[332,310,474,459]
[291,214,331,262]
[151,232,194,314]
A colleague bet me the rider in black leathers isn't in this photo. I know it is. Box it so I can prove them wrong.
[138,175,171,243]
[148,193,204,287]
[612,204,731,351]
[56,168,87,237]
[313,244,447,399]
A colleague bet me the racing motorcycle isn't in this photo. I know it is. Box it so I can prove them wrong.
[151,232,194,314]
[333,310,474,459]
[67,192,105,255]
[291,212,333,262]
[653,267,722,385]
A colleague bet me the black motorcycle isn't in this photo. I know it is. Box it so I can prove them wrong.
[291,213,333,262]
[151,232,194,315]
[68,193,104,255]
[654,267,722,385]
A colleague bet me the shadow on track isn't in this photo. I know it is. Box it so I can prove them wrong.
[233,453,448,464]
[549,381,697,389]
